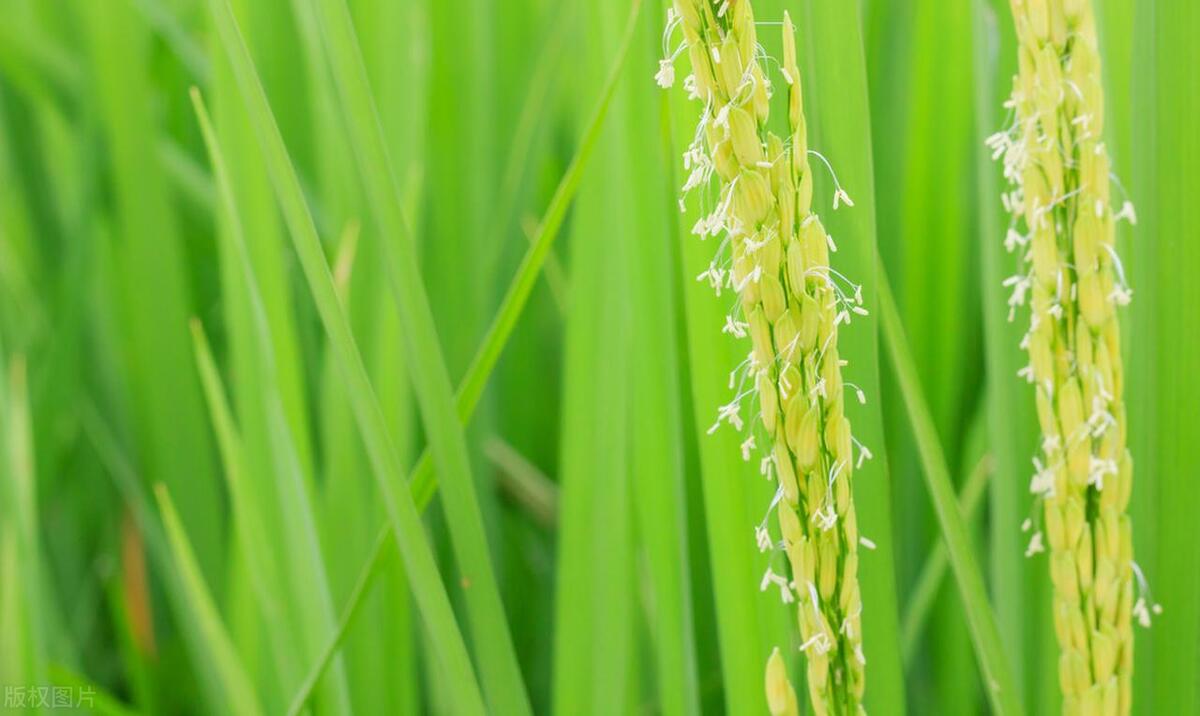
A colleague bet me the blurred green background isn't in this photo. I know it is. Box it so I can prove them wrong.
[0,0,1196,713]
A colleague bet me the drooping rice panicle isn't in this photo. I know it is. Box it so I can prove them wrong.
[994,1,1150,713]
[662,3,869,713]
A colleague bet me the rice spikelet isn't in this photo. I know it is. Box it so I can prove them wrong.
[661,3,870,713]
[991,0,1153,712]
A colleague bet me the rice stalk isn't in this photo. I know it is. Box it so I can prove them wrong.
[992,1,1148,712]
[662,3,870,713]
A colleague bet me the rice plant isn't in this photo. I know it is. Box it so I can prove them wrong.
[660,2,870,713]
[989,0,1144,712]
[0,0,1196,714]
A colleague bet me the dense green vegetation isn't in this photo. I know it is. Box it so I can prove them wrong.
[0,0,1195,713]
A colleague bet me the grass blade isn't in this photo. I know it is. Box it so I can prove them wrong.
[278,9,640,705]
[552,2,645,712]
[901,455,992,664]
[406,0,638,508]
[1130,0,1200,710]
[614,5,700,712]
[204,1,486,711]
[867,0,988,704]
[878,270,1022,715]
[286,524,391,716]
[153,485,263,716]
[0,356,46,693]
[82,404,270,716]
[282,0,642,705]
[424,0,494,378]
[80,0,224,590]
[189,318,299,700]
[303,0,530,711]
[191,86,353,714]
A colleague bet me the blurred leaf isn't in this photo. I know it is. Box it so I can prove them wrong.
[901,454,992,663]
[192,86,353,715]
[80,0,225,590]
[878,272,1022,716]
[303,0,530,710]
[552,2,645,713]
[0,357,45,692]
[190,317,298,704]
[1129,0,1200,712]
[154,485,263,716]
[204,0,487,711]
[285,13,642,708]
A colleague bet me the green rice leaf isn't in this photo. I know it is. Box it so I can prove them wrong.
[203,1,487,711]
[188,318,299,700]
[154,484,263,716]
[1130,0,1200,710]
[901,455,992,664]
[191,85,352,715]
[0,357,45,693]
[971,3,1054,710]
[302,0,530,711]
[623,6,702,711]
[80,0,225,592]
[552,1,646,713]
[279,9,639,707]
[878,271,1022,716]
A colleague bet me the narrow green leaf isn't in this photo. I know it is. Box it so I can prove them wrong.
[286,524,391,716]
[867,0,987,702]
[303,0,529,711]
[1130,0,1200,711]
[279,12,640,708]
[281,0,640,707]
[83,404,266,716]
[80,0,224,590]
[154,484,263,716]
[901,455,992,663]
[424,0,494,378]
[191,86,352,715]
[188,318,299,701]
[0,356,45,692]
[623,5,701,714]
[406,0,638,508]
[207,0,317,484]
[552,1,644,712]
[203,2,486,712]
[878,271,1022,715]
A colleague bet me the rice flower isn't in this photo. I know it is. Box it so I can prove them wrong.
[662,2,869,713]
[992,0,1151,712]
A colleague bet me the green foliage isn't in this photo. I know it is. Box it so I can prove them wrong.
[0,0,1195,713]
